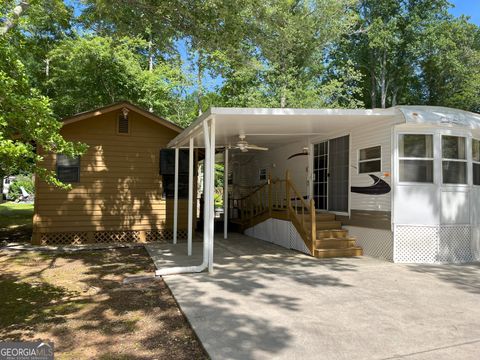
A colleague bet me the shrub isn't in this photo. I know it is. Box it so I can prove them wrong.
[8,175,35,201]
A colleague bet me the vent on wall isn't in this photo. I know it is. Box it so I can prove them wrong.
[118,108,130,134]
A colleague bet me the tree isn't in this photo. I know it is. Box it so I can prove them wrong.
[420,17,480,112]
[46,35,187,120]
[333,0,453,109]
[0,36,86,186]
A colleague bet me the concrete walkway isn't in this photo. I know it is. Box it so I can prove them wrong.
[146,234,480,360]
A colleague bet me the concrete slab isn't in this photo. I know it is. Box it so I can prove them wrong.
[146,234,480,360]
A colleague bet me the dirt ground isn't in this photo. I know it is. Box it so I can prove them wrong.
[0,247,209,360]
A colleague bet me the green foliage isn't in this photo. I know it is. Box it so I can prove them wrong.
[47,36,187,119]
[0,0,478,190]
[8,175,34,200]
[0,35,87,187]
[214,192,223,208]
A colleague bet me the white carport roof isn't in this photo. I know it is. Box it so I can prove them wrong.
[167,107,402,149]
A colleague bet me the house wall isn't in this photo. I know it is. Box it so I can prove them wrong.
[33,109,190,245]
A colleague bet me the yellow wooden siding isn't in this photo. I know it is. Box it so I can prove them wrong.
[33,109,192,237]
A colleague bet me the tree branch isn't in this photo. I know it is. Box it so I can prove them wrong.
[0,1,30,36]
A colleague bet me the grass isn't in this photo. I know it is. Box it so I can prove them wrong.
[0,202,34,229]
[0,203,208,359]
[0,202,34,244]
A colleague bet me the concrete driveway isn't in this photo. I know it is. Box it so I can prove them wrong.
[146,234,480,360]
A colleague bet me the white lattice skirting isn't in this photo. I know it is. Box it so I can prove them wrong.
[244,218,310,255]
[343,226,393,261]
[394,225,480,264]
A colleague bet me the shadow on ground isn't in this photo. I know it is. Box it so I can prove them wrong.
[0,248,207,360]
[407,262,480,294]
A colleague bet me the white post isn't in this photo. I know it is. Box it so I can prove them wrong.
[224,148,229,239]
[154,120,211,276]
[208,118,216,272]
[187,137,194,256]
[173,147,179,244]
[203,121,211,270]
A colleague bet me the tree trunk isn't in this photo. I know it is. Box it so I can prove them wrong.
[380,50,387,109]
[197,52,203,116]
[369,51,376,109]
[0,1,30,36]
[280,87,286,108]
[148,34,154,112]
[391,86,398,107]
[45,58,50,78]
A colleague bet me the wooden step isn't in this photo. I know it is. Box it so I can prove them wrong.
[317,229,348,239]
[314,247,363,258]
[315,221,342,230]
[303,213,336,222]
[315,238,356,249]
[316,213,336,221]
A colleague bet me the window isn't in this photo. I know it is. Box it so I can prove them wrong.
[159,149,191,199]
[442,135,467,184]
[162,175,189,198]
[259,168,267,181]
[358,146,381,173]
[57,154,80,183]
[473,139,480,185]
[398,134,434,183]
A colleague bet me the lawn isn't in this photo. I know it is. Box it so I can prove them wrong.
[0,202,34,243]
[0,203,208,359]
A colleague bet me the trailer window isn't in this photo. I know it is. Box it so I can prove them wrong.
[473,139,480,185]
[358,146,381,173]
[398,134,433,183]
[442,136,467,184]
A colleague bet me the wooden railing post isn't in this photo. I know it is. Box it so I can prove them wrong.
[310,198,316,255]
[285,170,290,213]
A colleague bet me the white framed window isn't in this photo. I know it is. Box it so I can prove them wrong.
[398,134,434,183]
[442,135,467,184]
[473,139,480,186]
[259,168,267,181]
[358,146,381,173]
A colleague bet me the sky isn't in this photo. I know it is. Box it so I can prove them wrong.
[450,0,480,24]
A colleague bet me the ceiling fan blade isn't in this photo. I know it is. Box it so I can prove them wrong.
[245,144,269,151]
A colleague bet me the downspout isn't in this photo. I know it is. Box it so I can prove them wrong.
[155,119,212,276]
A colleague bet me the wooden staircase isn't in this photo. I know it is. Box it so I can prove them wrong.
[229,171,363,259]
[303,213,363,258]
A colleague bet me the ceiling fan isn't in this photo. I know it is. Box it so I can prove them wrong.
[232,135,269,152]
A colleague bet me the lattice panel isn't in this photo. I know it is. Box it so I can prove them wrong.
[344,226,393,261]
[41,232,87,245]
[145,230,187,242]
[288,222,311,255]
[244,219,311,255]
[438,226,473,263]
[94,231,140,243]
[394,225,439,263]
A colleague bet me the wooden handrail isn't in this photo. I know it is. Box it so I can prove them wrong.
[230,170,316,255]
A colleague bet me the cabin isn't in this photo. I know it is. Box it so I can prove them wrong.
[33,103,480,267]
[157,105,480,276]
[32,102,194,245]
